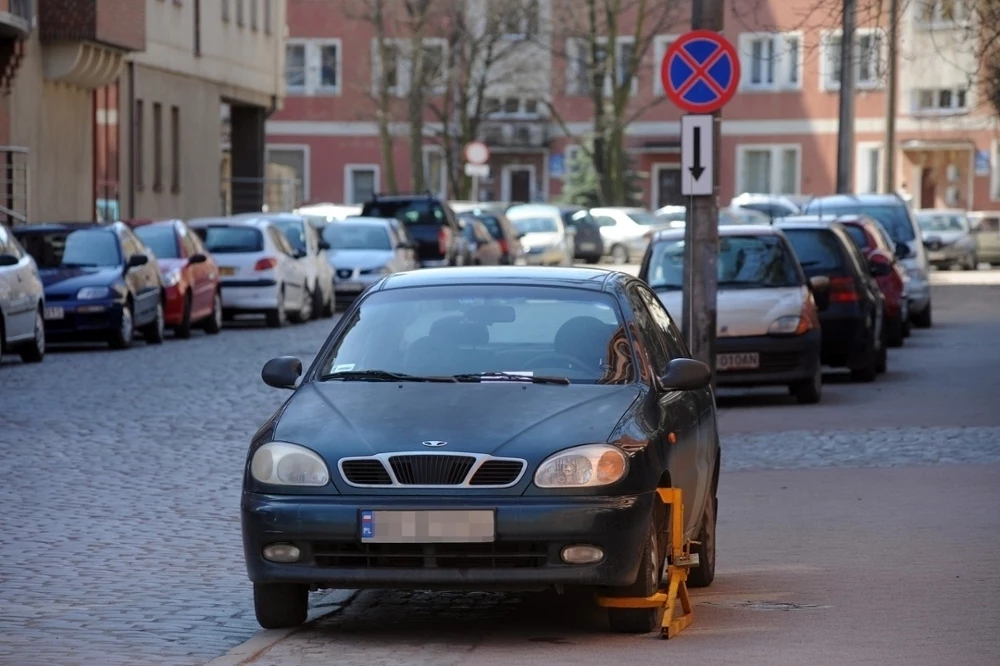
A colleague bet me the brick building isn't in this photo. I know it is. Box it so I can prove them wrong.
[266,0,999,212]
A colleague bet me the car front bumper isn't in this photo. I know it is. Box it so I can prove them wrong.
[905,276,930,314]
[714,329,821,386]
[334,272,381,301]
[242,491,654,590]
[926,246,973,265]
[42,298,125,339]
[219,279,280,312]
[522,247,567,265]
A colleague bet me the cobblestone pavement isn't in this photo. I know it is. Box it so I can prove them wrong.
[1,272,998,666]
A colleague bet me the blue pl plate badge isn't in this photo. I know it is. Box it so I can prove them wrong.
[361,510,374,539]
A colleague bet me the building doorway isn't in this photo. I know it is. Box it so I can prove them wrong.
[653,164,683,208]
[920,168,935,209]
[503,165,534,203]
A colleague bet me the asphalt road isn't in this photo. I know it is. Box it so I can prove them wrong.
[1,267,998,666]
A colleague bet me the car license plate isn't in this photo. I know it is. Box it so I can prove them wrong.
[577,242,597,251]
[338,282,364,292]
[360,509,495,543]
[44,306,64,320]
[219,267,237,276]
[717,352,759,371]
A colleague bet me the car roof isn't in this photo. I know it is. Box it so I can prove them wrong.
[775,217,850,232]
[915,208,965,215]
[376,266,626,292]
[805,193,904,207]
[652,224,781,242]
[127,219,182,228]
[591,207,646,214]
[188,216,271,229]
[333,216,393,227]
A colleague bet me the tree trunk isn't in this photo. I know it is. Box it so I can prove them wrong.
[408,35,426,192]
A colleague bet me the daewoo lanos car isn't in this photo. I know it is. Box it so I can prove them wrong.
[639,226,829,404]
[242,267,720,634]
[13,222,165,349]
[0,223,45,363]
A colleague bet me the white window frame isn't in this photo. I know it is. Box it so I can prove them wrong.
[734,144,802,196]
[501,164,537,202]
[855,142,885,194]
[651,163,682,209]
[566,36,637,97]
[372,38,448,96]
[284,41,307,94]
[344,164,381,205]
[484,96,543,119]
[737,31,803,92]
[819,28,886,92]
[422,145,447,198]
[652,34,680,96]
[911,87,971,116]
[499,0,540,40]
[285,39,342,96]
[915,0,972,30]
[266,144,311,201]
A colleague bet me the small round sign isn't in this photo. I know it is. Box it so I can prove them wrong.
[464,141,490,165]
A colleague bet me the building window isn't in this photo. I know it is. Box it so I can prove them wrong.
[345,165,379,204]
[94,83,121,222]
[499,0,540,39]
[153,102,163,192]
[738,32,801,91]
[913,87,969,115]
[134,99,144,191]
[856,144,883,193]
[422,146,447,198]
[483,97,542,118]
[266,146,309,206]
[372,39,446,96]
[821,29,885,91]
[561,144,584,180]
[652,35,678,95]
[171,106,180,193]
[250,0,258,30]
[916,0,970,27]
[285,40,342,95]
[236,0,244,26]
[736,145,801,195]
[222,0,229,21]
[567,37,636,96]
[263,0,272,34]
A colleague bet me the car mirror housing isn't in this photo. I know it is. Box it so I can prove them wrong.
[808,276,831,311]
[660,358,712,391]
[895,242,910,259]
[0,253,19,267]
[126,254,149,270]
[262,356,303,390]
[318,240,331,251]
[189,253,208,264]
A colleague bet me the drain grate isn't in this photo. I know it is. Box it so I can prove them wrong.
[705,600,831,611]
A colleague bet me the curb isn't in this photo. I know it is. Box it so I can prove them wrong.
[202,589,360,666]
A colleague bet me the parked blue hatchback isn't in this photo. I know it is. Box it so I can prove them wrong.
[13,222,166,349]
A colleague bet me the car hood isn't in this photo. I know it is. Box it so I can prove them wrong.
[273,381,642,461]
[655,285,805,337]
[39,266,120,292]
[327,248,394,270]
[519,231,562,247]
[921,230,968,246]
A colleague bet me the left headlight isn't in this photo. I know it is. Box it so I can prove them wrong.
[250,442,330,487]
[768,315,803,336]
[77,286,111,300]
[534,444,628,489]
[162,268,182,286]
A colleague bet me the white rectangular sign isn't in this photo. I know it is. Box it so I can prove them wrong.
[464,163,490,177]
[681,114,713,196]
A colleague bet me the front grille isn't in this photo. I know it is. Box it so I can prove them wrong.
[469,460,524,486]
[312,541,548,569]
[759,352,801,372]
[336,268,353,279]
[341,459,392,485]
[389,455,475,485]
[45,293,71,301]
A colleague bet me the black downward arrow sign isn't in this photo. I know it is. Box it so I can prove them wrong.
[689,126,705,181]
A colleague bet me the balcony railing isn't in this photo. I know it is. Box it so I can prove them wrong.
[479,120,550,149]
[0,145,29,226]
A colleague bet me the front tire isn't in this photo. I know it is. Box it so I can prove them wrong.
[174,293,193,338]
[203,292,223,334]
[266,288,286,328]
[19,309,45,363]
[789,366,822,404]
[964,253,978,271]
[886,314,904,348]
[912,302,932,329]
[610,244,629,265]
[607,496,667,633]
[143,301,165,344]
[108,302,134,349]
[253,583,308,629]
[310,282,324,320]
[687,494,717,589]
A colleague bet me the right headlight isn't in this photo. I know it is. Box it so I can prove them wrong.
[534,444,628,488]
[250,442,330,487]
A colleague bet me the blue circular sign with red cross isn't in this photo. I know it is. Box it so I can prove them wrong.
[661,30,740,114]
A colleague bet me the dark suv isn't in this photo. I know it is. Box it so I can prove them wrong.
[558,206,604,263]
[360,193,463,267]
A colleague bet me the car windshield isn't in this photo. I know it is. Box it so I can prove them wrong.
[18,229,121,268]
[134,225,179,259]
[918,214,968,232]
[317,285,633,384]
[782,229,846,276]
[511,217,558,233]
[647,235,800,290]
[193,226,264,253]
[362,200,443,226]
[273,221,307,252]
[625,211,660,225]
[804,202,917,242]
[842,224,870,250]
[324,223,392,250]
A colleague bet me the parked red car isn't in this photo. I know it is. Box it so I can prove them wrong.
[834,214,910,347]
[125,219,223,337]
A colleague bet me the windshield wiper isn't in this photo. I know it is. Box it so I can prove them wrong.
[60,262,99,268]
[650,284,683,291]
[798,260,822,267]
[452,372,571,385]
[320,370,457,383]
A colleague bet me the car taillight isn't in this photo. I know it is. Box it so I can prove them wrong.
[254,257,278,271]
[498,238,509,255]
[829,276,859,302]
[438,227,450,255]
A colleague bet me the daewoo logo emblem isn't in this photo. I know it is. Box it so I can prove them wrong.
[422,441,447,448]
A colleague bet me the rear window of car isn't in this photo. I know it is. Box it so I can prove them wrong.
[803,202,916,242]
[562,209,598,230]
[646,234,801,290]
[459,213,502,238]
[193,226,264,253]
[273,220,308,252]
[782,228,847,274]
[842,224,870,250]
[134,225,179,259]
[324,223,392,250]
[362,200,444,226]
[17,229,121,268]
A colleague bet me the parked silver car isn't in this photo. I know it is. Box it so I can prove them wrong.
[0,223,45,362]
[590,207,668,264]
[916,209,978,270]
[322,217,419,307]
[504,204,574,266]
[967,211,1000,266]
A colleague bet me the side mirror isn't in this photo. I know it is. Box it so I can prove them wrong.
[895,242,910,259]
[294,248,308,259]
[318,240,331,251]
[126,254,149,270]
[869,256,892,277]
[262,356,302,390]
[517,232,526,239]
[660,358,712,391]
[0,253,19,267]
[808,275,831,311]
[189,253,207,264]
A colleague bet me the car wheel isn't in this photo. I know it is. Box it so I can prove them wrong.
[610,244,629,265]
[174,292,193,339]
[321,285,335,318]
[109,302,134,349]
[886,314,904,348]
[607,496,667,633]
[266,288,286,328]
[203,292,223,335]
[290,286,312,323]
[19,308,45,363]
[253,582,308,629]
[687,494,717,588]
[143,300,165,344]
[876,339,888,374]
[964,253,979,271]
[850,349,878,383]
[789,366,822,404]
[912,302,932,329]
[310,282,324,320]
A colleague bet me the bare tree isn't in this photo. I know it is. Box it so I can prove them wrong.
[545,0,684,206]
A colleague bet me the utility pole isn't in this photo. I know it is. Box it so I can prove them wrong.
[836,0,857,193]
[682,0,724,375]
[883,0,900,193]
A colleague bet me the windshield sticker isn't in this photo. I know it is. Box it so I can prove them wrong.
[331,363,355,373]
